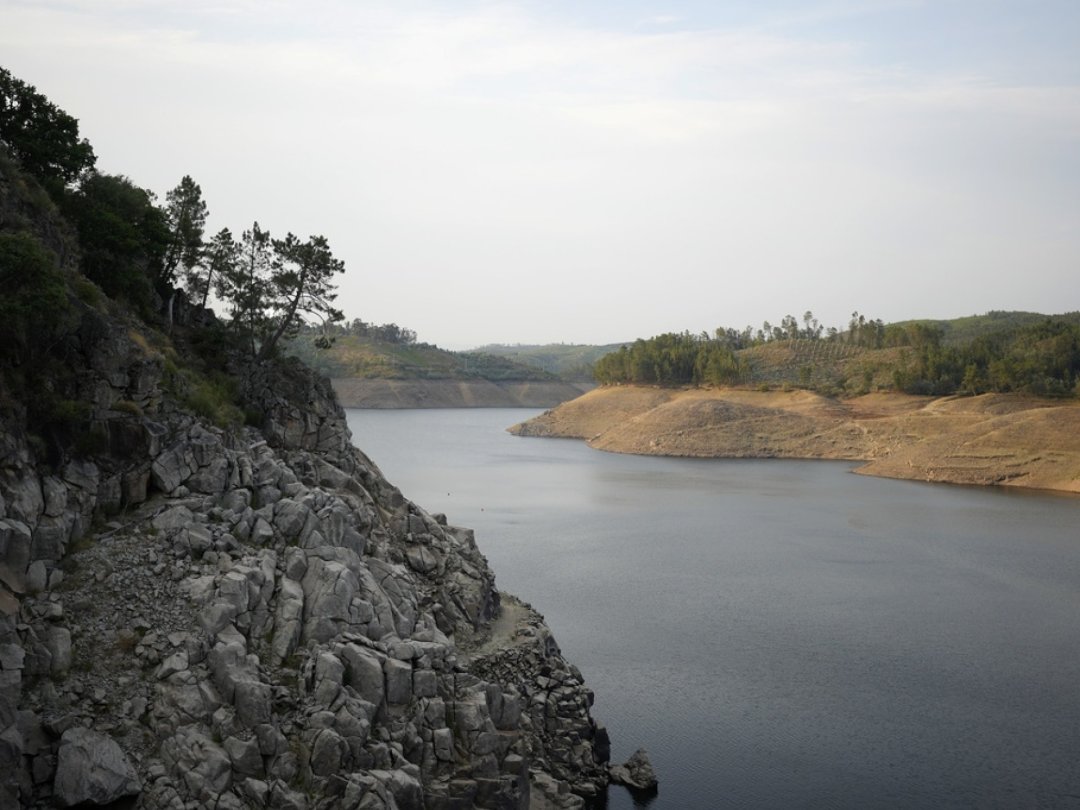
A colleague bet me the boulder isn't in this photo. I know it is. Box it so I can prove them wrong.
[608,748,657,792]
[53,727,141,807]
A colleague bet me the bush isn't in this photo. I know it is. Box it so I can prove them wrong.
[0,231,72,362]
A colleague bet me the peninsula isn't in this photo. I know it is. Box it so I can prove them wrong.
[510,386,1080,494]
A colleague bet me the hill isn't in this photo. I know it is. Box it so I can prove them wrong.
[590,311,1080,398]
[890,311,1080,347]
[285,331,557,381]
[472,342,627,380]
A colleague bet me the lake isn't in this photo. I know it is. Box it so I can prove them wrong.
[346,408,1080,809]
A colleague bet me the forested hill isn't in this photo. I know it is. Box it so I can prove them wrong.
[471,343,626,381]
[890,311,1080,346]
[285,322,560,382]
[592,311,1080,398]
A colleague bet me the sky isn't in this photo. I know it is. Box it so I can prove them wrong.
[2,0,1079,348]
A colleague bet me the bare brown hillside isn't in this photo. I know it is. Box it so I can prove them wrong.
[510,386,1080,494]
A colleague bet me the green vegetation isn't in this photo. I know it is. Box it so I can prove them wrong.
[286,321,557,382]
[0,231,73,364]
[0,65,354,465]
[892,317,1080,396]
[0,66,96,196]
[889,311,1080,347]
[595,311,1080,398]
[594,333,747,386]
[1,65,347,364]
[59,172,170,314]
[472,343,625,380]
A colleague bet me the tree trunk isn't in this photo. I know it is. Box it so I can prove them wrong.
[257,269,306,362]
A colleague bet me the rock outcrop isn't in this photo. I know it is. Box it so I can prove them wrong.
[608,749,657,793]
[0,311,611,807]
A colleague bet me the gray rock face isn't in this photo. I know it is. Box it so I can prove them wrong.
[0,310,617,809]
[53,727,141,807]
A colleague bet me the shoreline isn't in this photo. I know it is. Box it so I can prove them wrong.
[509,386,1080,495]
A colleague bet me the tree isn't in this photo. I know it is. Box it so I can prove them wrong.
[163,175,208,288]
[218,221,273,356]
[192,227,237,308]
[257,233,345,360]
[60,172,169,312]
[0,67,96,194]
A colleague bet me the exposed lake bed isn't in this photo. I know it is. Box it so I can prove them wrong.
[348,408,1080,809]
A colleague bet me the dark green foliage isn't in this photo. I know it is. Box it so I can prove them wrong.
[890,311,1080,347]
[60,173,170,312]
[598,312,1080,398]
[257,233,345,360]
[190,227,236,308]
[0,66,96,194]
[218,222,272,356]
[593,332,747,386]
[0,231,72,363]
[335,318,418,344]
[163,175,208,290]
[893,317,1080,396]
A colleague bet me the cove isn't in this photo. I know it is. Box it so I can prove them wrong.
[347,408,1080,809]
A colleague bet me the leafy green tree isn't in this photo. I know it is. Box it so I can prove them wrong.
[258,233,345,360]
[60,172,170,312]
[0,67,96,194]
[163,175,208,288]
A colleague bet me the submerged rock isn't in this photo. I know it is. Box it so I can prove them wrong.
[609,748,658,792]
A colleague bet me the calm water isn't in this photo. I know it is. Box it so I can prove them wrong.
[346,408,1080,809]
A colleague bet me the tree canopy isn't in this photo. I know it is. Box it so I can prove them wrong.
[0,66,96,193]
[60,172,170,312]
[163,175,208,289]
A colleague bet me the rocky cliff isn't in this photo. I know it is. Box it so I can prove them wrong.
[0,306,611,807]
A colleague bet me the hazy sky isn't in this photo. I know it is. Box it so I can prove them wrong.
[3,1,1078,348]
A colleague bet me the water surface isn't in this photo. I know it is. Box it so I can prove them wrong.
[347,408,1080,809]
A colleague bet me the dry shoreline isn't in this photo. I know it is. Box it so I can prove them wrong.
[508,386,1080,495]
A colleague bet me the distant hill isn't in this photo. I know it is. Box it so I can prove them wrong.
[471,343,626,380]
[889,311,1080,346]
[285,333,558,382]
[591,311,1080,398]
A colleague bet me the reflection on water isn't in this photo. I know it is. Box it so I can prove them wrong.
[348,408,1080,810]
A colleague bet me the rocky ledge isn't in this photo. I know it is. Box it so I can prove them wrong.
[0,316,612,808]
